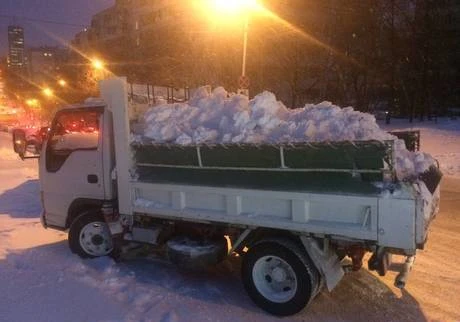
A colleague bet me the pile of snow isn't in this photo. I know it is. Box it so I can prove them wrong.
[380,118,460,178]
[140,87,436,181]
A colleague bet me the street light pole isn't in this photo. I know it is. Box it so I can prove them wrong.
[209,0,260,96]
[242,14,249,77]
[238,14,250,97]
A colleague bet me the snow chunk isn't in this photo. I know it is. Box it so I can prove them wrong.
[140,87,437,180]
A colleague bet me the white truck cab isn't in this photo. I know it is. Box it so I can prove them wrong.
[39,104,113,229]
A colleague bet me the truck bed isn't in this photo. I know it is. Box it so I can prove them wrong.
[130,140,441,252]
[99,79,441,255]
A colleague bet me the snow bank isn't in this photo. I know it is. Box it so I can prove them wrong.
[141,87,436,181]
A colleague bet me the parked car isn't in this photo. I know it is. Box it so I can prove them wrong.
[12,126,50,156]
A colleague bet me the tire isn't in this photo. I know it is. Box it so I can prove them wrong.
[68,212,114,258]
[242,239,319,316]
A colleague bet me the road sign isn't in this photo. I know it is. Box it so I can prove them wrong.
[238,75,250,89]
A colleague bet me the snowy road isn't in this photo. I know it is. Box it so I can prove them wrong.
[1,120,460,322]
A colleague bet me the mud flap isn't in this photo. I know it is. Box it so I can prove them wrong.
[300,236,345,291]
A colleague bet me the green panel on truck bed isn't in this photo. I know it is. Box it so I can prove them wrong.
[135,145,198,165]
[132,141,393,194]
[200,145,281,168]
[283,142,390,182]
[135,167,381,194]
[134,141,391,170]
[283,142,388,169]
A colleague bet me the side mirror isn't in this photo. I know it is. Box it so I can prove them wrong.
[12,129,27,159]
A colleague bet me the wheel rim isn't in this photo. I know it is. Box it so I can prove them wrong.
[252,255,298,303]
[79,221,113,257]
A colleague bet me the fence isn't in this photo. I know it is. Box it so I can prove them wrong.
[127,84,198,106]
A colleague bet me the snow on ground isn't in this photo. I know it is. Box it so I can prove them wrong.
[0,112,459,322]
[0,132,256,322]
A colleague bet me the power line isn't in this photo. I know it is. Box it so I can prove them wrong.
[0,14,86,28]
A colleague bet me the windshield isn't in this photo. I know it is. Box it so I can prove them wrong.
[49,110,101,151]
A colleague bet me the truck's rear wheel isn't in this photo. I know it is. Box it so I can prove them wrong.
[242,239,319,316]
[69,212,113,258]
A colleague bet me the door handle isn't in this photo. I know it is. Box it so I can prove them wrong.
[87,174,98,184]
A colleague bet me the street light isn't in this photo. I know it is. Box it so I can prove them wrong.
[26,98,39,108]
[58,79,67,87]
[211,0,259,14]
[42,87,54,98]
[91,58,108,80]
[208,0,261,96]
[91,58,105,71]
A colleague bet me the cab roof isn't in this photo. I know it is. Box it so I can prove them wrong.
[60,98,106,110]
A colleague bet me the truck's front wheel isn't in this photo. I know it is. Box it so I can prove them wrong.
[68,212,113,258]
[242,239,319,316]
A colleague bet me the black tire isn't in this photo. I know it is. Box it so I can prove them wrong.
[68,212,114,259]
[242,239,319,316]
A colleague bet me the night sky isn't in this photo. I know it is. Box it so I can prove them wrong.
[0,0,114,56]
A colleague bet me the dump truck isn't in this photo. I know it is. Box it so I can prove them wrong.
[12,78,442,316]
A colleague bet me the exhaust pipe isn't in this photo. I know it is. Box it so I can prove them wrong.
[394,255,415,289]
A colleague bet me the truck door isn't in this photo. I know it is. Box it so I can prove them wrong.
[39,107,105,228]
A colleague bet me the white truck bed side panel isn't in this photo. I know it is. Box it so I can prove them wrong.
[132,182,379,241]
[378,198,416,250]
